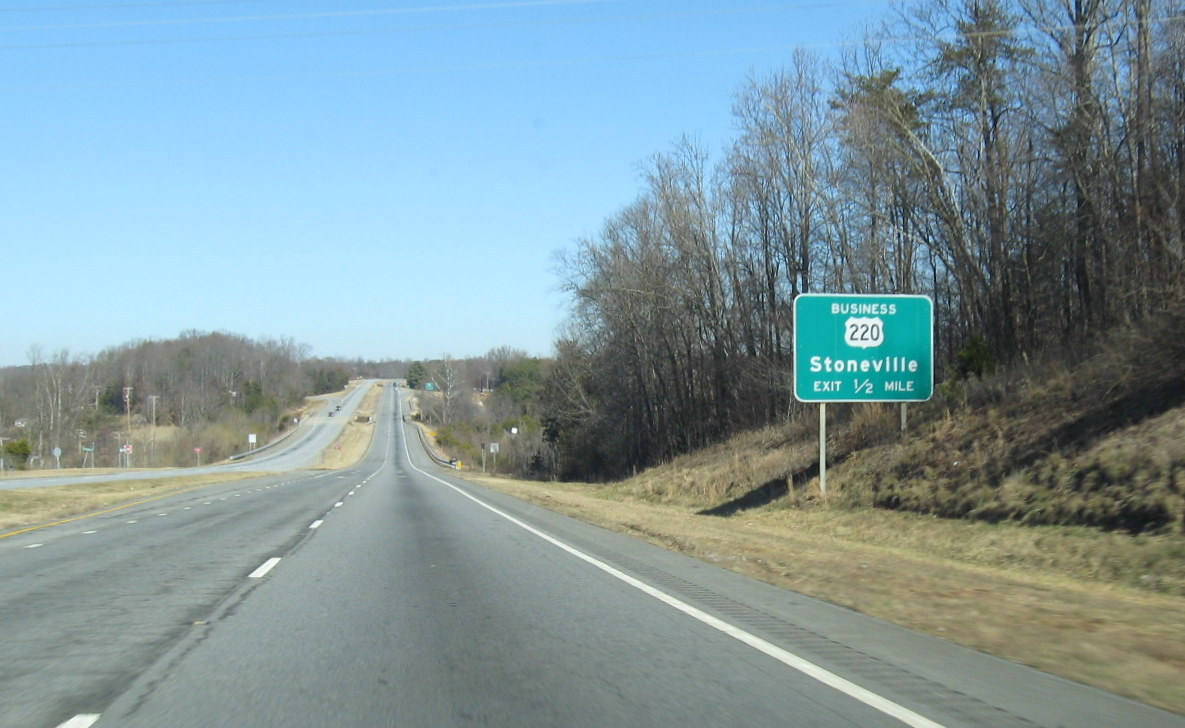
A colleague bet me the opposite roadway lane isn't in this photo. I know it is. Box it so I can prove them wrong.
[1,383,1181,728]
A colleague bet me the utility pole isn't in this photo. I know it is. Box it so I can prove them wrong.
[123,386,133,468]
[148,395,159,465]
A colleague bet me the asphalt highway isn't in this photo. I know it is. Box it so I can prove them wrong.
[1,384,1182,728]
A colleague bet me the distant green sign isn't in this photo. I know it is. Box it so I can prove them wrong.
[793,294,933,402]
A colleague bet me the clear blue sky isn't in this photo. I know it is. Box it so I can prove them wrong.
[1,0,886,367]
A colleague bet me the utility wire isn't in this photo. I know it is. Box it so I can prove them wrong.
[0,0,620,30]
[1,3,1179,53]
[0,0,301,12]
[0,3,883,50]
[5,12,1182,93]
[1,0,1178,90]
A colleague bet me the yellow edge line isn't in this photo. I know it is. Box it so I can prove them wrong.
[0,480,245,541]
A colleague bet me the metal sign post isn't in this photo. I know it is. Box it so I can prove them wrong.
[819,403,827,496]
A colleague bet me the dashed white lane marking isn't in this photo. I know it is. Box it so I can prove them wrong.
[309,520,324,529]
[56,715,100,728]
[5,473,348,572]
[248,557,281,578]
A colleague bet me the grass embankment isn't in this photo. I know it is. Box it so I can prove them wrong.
[835,308,1185,535]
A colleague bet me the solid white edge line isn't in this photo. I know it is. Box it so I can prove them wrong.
[248,557,281,578]
[398,418,947,728]
[56,715,101,728]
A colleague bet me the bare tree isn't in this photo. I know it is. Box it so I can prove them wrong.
[433,355,466,426]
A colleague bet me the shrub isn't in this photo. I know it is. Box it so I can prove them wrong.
[3,438,32,466]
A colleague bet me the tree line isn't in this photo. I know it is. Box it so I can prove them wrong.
[0,331,355,468]
[544,0,1185,480]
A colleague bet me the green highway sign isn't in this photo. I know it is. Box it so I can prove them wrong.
[793,294,933,402]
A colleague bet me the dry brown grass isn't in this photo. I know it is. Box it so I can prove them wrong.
[840,311,1185,534]
[622,424,813,506]
[0,467,136,482]
[461,472,1185,714]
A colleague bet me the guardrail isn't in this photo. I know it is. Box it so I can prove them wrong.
[411,419,459,469]
[226,423,301,461]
